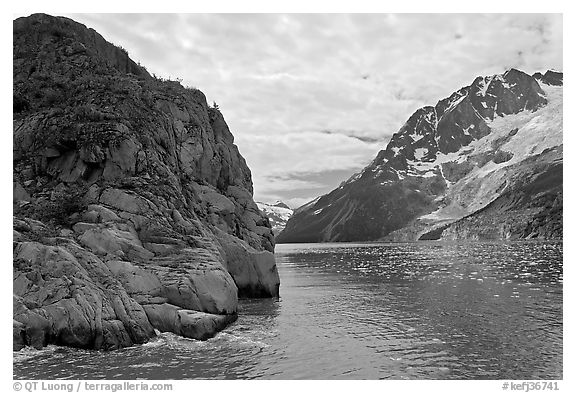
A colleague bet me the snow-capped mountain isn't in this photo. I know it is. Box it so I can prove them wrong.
[257,201,293,235]
[277,69,562,243]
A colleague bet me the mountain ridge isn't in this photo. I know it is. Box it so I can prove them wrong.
[278,68,563,243]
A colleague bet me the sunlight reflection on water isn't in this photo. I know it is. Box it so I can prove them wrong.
[14,241,562,380]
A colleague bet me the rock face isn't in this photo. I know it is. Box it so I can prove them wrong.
[278,69,563,243]
[256,201,293,235]
[13,14,279,351]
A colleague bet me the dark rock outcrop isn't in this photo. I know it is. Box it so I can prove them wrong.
[533,70,563,87]
[13,13,279,350]
[278,69,562,243]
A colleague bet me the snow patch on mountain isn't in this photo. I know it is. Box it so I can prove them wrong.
[486,84,562,165]
[476,76,493,97]
[410,133,424,142]
[445,93,467,114]
[257,201,294,235]
[414,148,428,160]
[420,82,562,221]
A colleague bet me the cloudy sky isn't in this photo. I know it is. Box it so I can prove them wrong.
[58,13,562,207]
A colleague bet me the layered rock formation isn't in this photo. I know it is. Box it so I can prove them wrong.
[278,69,562,243]
[13,13,279,351]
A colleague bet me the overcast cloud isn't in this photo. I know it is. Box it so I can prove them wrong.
[61,13,563,207]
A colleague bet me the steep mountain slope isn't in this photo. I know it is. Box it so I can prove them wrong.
[277,69,562,243]
[256,201,293,235]
[440,158,562,240]
[13,14,279,351]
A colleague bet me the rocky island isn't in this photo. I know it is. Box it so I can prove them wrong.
[13,14,280,351]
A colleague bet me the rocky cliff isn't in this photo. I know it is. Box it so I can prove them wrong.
[13,13,279,351]
[277,69,562,243]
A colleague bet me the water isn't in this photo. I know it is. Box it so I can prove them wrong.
[13,241,562,379]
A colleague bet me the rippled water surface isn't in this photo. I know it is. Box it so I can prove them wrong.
[14,241,562,379]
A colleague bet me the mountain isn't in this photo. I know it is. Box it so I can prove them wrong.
[256,201,293,235]
[277,69,562,243]
[13,14,279,351]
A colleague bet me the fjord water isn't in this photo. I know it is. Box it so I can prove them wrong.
[14,241,562,380]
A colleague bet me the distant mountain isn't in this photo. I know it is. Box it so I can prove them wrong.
[277,69,562,243]
[257,201,293,235]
